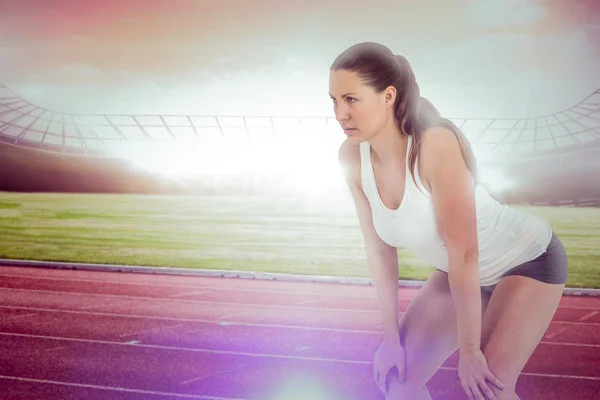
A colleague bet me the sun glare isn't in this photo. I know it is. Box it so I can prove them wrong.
[118,123,346,196]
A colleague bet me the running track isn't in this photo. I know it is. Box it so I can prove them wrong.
[0,265,599,400]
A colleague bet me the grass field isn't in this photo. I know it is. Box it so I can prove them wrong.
[0,191,599,288]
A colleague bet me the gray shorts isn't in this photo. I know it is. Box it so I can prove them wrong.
[481,231,569,293]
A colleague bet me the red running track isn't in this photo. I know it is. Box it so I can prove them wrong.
[0,265,599,400]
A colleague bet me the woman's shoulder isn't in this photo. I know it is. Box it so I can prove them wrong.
[418,126,466,166]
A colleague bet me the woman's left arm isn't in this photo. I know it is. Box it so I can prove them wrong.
[420,127,503,400]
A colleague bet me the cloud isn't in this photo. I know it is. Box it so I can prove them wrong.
[466,0,546,27]
[412,26,600,117]
[2,0,598,118]
[419,26,598,84]
[43,63,104,81]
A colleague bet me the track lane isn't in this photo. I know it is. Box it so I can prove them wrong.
[1,265,599,399]
[0,334,379,400]
[1,288,599,345]
[1,309,599,378]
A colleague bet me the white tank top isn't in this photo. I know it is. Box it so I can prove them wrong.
[359,135,553,286]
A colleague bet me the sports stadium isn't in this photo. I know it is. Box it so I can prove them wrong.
[0,80,599,400]
[1,81,599,285]
[1,83,600,207]
[1,0,599,397]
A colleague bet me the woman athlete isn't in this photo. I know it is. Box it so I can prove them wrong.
[329,42,568,400]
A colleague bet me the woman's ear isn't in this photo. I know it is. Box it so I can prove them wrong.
[384,85,397,108]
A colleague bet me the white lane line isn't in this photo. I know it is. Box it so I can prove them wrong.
[0,273,596,310]
[296,297,334,305]
[0,272,463,301]
[541,341,600,348]
[0,374,247,399]
[296,345,317,352]
[3,313,37,321]
[0,305,378,334]
[0,272,596,309]
[169,290,212,298]
[218,313,248,321]
[545,310,600,340]
[180,364,247,386]
[1,305,599,348]
[1,332,599,381]
[578,310,599,322]
[0,287,379,314]
[3,287,600,319]
[0,331,372,364]
[119,324,183,338]
[80,299,140,311]
[513,371,600,381]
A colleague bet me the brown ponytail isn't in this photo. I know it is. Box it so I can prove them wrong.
[394,55,478,189]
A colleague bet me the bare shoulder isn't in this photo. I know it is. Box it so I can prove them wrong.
[418,126,467,188]
[419,127,464,167]
[338,138,362,190]
[420,126,462,156]
[419,126,474,192]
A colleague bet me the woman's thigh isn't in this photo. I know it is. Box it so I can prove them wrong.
[386,269,491,393]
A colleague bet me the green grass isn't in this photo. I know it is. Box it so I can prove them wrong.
[0,191,599,288]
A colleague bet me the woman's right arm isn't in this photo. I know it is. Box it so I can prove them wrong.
[338,140,401,342]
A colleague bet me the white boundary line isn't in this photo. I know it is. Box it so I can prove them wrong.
[0,331,373,364]
[1,332,599,381]
[0,375,246,399]
[0,273,597,311]
[2,287,600,319]
[0,305,379,334]
[0,272,598,310]
[0,273,398,299]
[1,259,599,296]
[2,305,600,347]
[0,287,380,315]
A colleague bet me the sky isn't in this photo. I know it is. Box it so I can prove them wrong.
[1,0,600,118]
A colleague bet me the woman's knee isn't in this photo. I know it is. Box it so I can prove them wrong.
[385,368,431,400]
[485,355,520,394]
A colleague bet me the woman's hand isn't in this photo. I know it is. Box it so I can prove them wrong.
[373,336,406,395]
[458,349,504,400]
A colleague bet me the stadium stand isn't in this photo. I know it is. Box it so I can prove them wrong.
[1,82,599,205]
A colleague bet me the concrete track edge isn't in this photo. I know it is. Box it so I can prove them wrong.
[0,258,598,297]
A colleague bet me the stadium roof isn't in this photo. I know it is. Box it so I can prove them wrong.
[1,82,599,160]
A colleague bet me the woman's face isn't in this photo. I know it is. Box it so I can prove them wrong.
[328,69,396,144]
